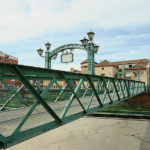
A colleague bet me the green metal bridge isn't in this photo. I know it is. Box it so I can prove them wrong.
[0,63,146,149]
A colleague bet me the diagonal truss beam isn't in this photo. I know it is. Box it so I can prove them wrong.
[55,83,67,102]
[82,83,90,98]
[0,79,28,108]
[13,66,61,123]
[60,78,86,119]
[0,85,25,111]
[118,80,126,99]
[86,76,103,107]
[87,80,100,110]
[101,79,113,104]
[61,73,86,116]
[12,78,57,135]
[112,79,120,101]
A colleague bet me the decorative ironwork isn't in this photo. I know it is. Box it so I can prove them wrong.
[37,31,99,75]
[50,44,86,57]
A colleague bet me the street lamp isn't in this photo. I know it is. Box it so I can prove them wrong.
[94,44,99,53]
[87,31,95,41]
[80,37,89,46]
[37,48,44,57]
[37,42,52,69]
[80,31,99,74]
[45,42,51,51]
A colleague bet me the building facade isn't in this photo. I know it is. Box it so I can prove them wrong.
[0,51,18,88]
[117,61,149,85]
[0,51,18,64]
[80,58,150,86]
[43,58,150,89]
[81,59,98,74]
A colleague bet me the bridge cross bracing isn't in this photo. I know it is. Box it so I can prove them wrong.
[0,63,146,149]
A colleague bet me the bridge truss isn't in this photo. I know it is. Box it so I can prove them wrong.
[0,63,146,148]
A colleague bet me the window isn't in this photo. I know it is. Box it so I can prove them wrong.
[102,67,104,70]
[5,55,9,60]
[134,73,137,78]
[129,65,132,68]
[101,74,105,76]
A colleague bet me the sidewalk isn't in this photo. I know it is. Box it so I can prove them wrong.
[8,117,150,150]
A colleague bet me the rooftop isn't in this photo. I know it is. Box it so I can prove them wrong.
[0,51,18,60]
[111,59,150,65]
[81,58,150,67]
[95,60,116,67]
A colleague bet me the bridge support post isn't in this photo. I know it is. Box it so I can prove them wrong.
[146,63,150,96]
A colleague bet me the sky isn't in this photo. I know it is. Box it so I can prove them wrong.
[0,0,150,71]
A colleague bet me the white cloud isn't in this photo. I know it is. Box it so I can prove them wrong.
[0,0,150,43]
[0,0,150,70]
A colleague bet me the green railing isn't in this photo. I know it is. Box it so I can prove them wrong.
[0,63,146,149]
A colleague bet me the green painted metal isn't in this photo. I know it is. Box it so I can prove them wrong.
[104,80,113,103]
[55,83,67,102]
[119,80,126,98]
[45,44,86,69]
[112,79,120,101]
[12,101,39,135]
[98,82,104,94]
[0,79,28,107]
[0,84,24,111]
[99,110,150,116]
[86,43,95,74]
[0,63,146,149]
[124,80,130,97]
[43,43,96,75]
[118,70,140,81]
[87,80,100,110]
[86,76,103,107]
[101,80,112,103]
[82,83,90,98]
[34,80,43,92]
[12,78,58,135]
[60,76,86,119]
[13,66,62,123]
[130,82,133,96]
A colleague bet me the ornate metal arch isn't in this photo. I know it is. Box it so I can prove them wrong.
[49,43,86,58]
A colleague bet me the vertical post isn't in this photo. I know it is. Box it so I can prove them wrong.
[123,68,125,79]
[87,44,91,75]
[45,51,48,69]
[87,43,95,75]
[146,63,150,95]
[117,72,120,78]
[45,51,51,69]
[137,71,140,81]
[49,57,51,69]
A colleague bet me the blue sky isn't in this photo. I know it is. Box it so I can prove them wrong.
[0,0,150,71]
